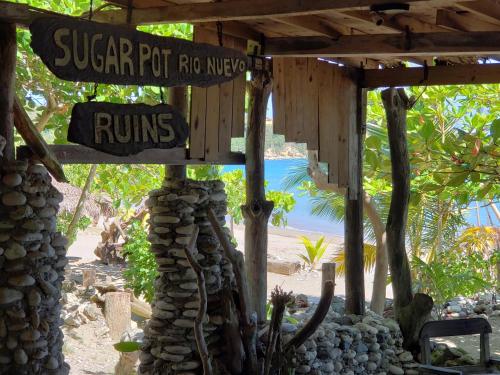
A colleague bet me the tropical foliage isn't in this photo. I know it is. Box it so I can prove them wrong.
[298,236,329,269]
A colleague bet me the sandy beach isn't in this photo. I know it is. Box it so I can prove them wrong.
[68,223,393,303]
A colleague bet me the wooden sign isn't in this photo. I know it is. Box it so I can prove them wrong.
[67,102,189,156]
[30,17,248,87]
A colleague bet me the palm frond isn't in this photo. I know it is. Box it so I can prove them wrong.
[281,159,310,191]
[332,243,378,276]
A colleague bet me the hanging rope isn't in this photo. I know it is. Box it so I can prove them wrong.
[216,21,223,46]
[88,0,94,21]
[159,87,165,104]
[86,83,99,102]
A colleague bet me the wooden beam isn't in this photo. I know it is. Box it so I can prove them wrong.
[17,145,245,165]
[13,97,67,182]
[90,0,432,25]
[194,21,261,42]
[457,0,500,26]
[435,9,500,32]
[362,63,500,87]
[265,31,500,57]
[274,15,343,37]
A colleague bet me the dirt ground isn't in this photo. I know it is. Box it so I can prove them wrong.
[62,225,499,373]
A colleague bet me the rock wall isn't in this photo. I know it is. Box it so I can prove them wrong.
[139,179,233,375]
[0,161,69,374]
[286,300,419,375]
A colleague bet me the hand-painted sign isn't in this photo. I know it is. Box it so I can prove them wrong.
[30,17,248,87]
[68,102,189,156]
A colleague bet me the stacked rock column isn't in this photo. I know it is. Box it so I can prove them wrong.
[140,179,233,374]
[0,161,69,374]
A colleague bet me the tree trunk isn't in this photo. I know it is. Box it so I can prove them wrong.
[165,86,188,182]
[364,194,388,315]
[105,292,131,340]
[242,70,274,322]
[382,88,433,352]
[0,22,16,161]
[307,151,388,315]
[66,164,98,244]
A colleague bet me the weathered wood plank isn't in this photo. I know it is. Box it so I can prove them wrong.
[317,61,334,180]
[284,58,298,142]
[272,57,286,135]
[205,84,220,160]
[265,32,500,57]
[362,64,500,88]
[90,0,431,25]
[231,37,247,138]
[293,57,307,142]
[17,145,246,165]
[304,58,319,150]
[189,86,207,159]
[336,69,354,188]
[218,35,235,153]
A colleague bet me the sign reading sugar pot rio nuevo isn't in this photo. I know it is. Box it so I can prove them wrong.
[30,17,248,87]
[68,102,189,156]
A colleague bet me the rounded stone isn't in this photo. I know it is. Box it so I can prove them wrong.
[2,191,27,206]
[2,173,22,187]
[45,356,59,370]
[5,242,27,260]
[0,287,23,305]
[20,329,41,341]
[14,348,28,365]
[28,289,42,307]
[28,196,46,208]
[8,274,36,287]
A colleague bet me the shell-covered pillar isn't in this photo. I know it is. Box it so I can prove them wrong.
[139,178,233,375]
[0,161,69,374]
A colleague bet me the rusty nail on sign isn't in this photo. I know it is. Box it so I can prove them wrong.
[68,102,189,156]
[30,17,248,87]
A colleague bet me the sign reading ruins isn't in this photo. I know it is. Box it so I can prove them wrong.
[68,102,189,156]
[30,17,248,87]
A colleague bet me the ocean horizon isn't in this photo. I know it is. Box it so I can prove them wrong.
[224,158,498,236]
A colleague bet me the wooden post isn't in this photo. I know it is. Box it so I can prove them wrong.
[344,87,366,315]
[0,22,16,161]
[242,70,274,322]
[105,292,131,340]
[165,86,188,180]
[321,263,336,295]
[82,269,97,289]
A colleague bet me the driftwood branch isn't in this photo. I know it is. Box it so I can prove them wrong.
[207,208,259,375]
[284,280,334,352]
[264,287,293,375]
[183,225,213,375]
[13,96,67,182]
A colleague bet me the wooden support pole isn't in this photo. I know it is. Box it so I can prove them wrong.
[0,22,16,161]
[321,262,336,296]
[344,87,366,315]
[165,86,188,181]
[242,70,274,322]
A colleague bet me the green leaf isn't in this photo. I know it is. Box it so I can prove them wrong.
[447,172,469,187]
[491,119,500,142]
[114,341,141,353]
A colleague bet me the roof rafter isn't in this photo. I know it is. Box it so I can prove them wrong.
[265,31,500,57]
[91,0,434,24]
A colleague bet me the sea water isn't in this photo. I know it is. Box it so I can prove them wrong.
[223,158,497,236]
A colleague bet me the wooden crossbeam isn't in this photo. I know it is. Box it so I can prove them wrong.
[89,0,432,25]
[17,145,245,165]
[435,9,500,32]
[265,31,500,57]
[362,63,500,87]
[457,0,500,26]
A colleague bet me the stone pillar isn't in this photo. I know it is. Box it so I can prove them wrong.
[0,161,69,374]
[139,179,233,374]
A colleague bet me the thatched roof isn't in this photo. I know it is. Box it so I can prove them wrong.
[52,181,115,221]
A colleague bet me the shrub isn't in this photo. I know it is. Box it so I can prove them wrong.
[122,220,158,303]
